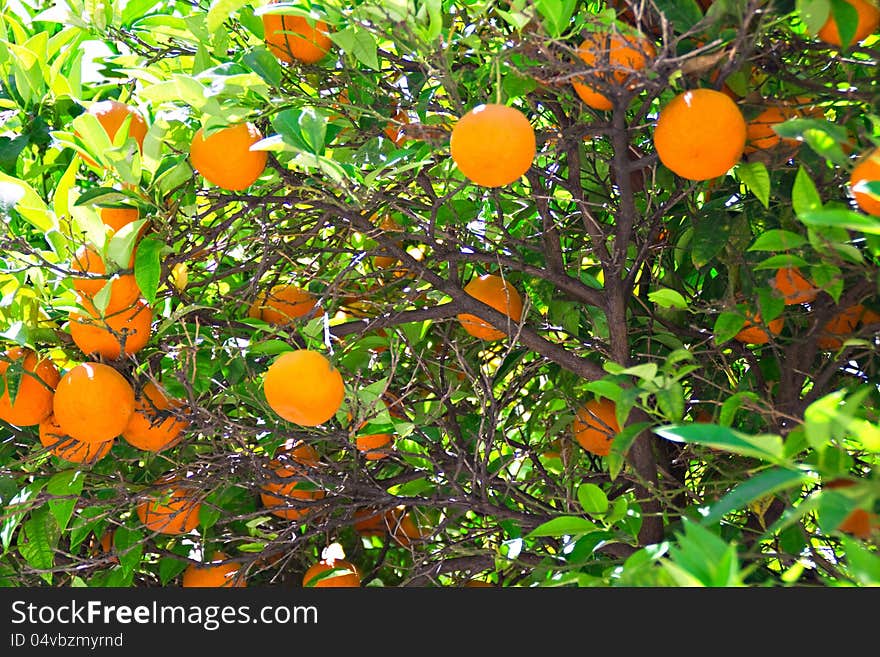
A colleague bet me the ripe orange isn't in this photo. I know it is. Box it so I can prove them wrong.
[457,273,524,341]
[744,106,796,154]
[653,88,747,181]
[70,245,141,314]
[385,506,423,547]
[182,552,245,588]
[122,381,189,452]
[773,267,818,305]
[53,362,135,444]
[136,475,201,535]
[734,312,784,345]
[38,414,113,464]
[69,298,153,359]
[352,507,387,537]
[573,398,620,457]
[850,146,880,215]
[449,103,536,187]
[817,304,864,350]
[351,396,405,461]
[0,347,60,427]
[100,206,147,237]
[303,559,360,587]
[263,350,345,426]
[78,99,148,167]
[189,123,267,191]
[817,0,880,47]
[571,31,656,111]
[260,464,325,521]
[262,3,333,64]
[247,284,323,324]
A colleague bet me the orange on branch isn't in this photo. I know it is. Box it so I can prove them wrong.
[262,4,333,64]
[0,347,60,427]
[99,206,144,236]
[384,506,423,547]
[573,398,621,457]
[457,273,524,341]
[69,298,153,359]
[850,146,880,216]
[136,476,201,535]
[247,284,323,324]
[182,552,245,588]
[52,362,135,444]
[263,350,345,426]
[353,507,387,537]
[745,106,792,154]
[70,245,141,314]
[817,304,864,350]
[77,99,148,168]
[303,559,360,587]
[653,88,747,181]
[122,381,189,452]
[260,464,325,521]
[773,267,819,305]
[39,414,113,464]
[734,312,784,345]
[816,0,880,47]
[449,103,536,187]
[571,30,656,111]
[189,123,267,191]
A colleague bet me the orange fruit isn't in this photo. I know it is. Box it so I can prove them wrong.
[850,146,880,216]
[0,347,60,427]
[573,398,620,457]
[817,304,864,350]
[189,123,267,191]
[263,350,345,426]
[457,273,524,341]
[773,267,819,305]
[260,464,325,521]
[69,298,153,359]
[136,475,201,535]
[182,552,245,588]
[77,99,148,167]
[816,0,880,47]
[734,312,784,345]
[571,31,656,111]
[52,362,135,444]
[247,284,323,324]
[385,506,423,547]
[745,106,798,154]
[262,4,333,64]
[450,103,536,187]
[303,559,360,587]
[351,396,405,461]
[70,245,141,314]
[99,206,143,235]
[836,508,876,539]
[122,381,189,452]
[653,88,747,181]
[38,414,113,464]
[372,214,404,270]
[353,507,387,537]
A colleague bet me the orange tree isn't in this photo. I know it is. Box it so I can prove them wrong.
[0,0,878,588]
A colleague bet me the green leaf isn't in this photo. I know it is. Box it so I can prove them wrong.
[719,391,759,427]
[753,254,810,270]
[535,0,577,37]
[113,526,144,576]
[134,236,165,305]
[0,172,53,231]
[830,0,859,49]
[654,424,785,463]
[47,469,85,533]
[159,557,189,585]
[19,508,60,578]
[792,166,822,217]
[713,311,745,346]
[243,47,283,87]
[736,161,770,209]
[526,516,598,538]
[691,214,730,269]
[1,480,45,551]
[207,0,252,33]
[799,208,880,235]
[700,467,812,526]
[841,536,880,585]
[577,483,609,516]
[651,0,705,32]
[655,382,685,422]
[798,0,831,34]
[747,229,808,252]
[330,26,379,69]
[648,288,688,310]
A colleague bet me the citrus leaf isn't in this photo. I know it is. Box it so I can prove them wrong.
[792,166,821,217]
[747,230,807,251]
[736,161,770,209]
[799,208,880,235]
[526,516,598,538]
[577,483,609,516]
[134,235,164,305]
[648,288,688,310]
[655,423,785,463]
[700,467,811,526]
[713,311,745,346]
